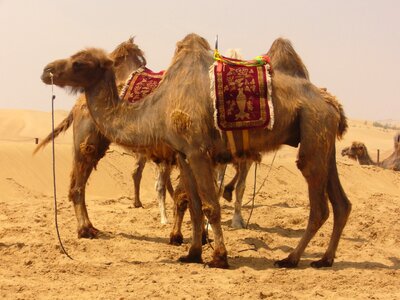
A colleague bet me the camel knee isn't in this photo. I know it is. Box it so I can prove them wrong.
[69,187,84,204]
[202,204,221,224]
[310,204,329,230]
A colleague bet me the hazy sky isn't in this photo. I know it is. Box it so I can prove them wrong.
[1,0,399,121]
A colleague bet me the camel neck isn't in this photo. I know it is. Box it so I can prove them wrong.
[358,151,376,166]
[84,69,162,149]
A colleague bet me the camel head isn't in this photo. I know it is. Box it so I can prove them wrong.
[341,141,368,161]
[42,37,146,89]
[41,48,114,89]
[110,37,146,82]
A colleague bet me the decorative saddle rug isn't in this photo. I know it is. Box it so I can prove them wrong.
[210,52,274,131]
[120,68,164,103]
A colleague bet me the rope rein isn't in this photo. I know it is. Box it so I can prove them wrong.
[50,73,73,260]
[245,162,258,229]
[244,150,278,227]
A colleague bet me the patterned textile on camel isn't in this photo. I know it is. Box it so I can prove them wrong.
[210,53,274,131]
[121,68,164,103]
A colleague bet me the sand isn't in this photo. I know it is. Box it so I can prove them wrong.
[0,109,399,299]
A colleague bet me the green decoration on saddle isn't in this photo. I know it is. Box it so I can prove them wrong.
[213,49,270,67]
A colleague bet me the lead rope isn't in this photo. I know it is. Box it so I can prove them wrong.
[245,162,258,229]
[50,73,73,260]
[244,150,278,227]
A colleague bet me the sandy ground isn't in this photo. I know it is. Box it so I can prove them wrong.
[0,109,399,299]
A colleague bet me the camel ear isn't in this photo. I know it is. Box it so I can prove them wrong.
[128,36,135,43]
[101,58,114,69]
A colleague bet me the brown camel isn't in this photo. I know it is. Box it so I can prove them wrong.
[341,132,400,171]
[34,37,243,241]
[34,37,175,238]
[41,33,351,269]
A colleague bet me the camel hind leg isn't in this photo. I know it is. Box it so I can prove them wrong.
[170,176,188,245]
[311,147,351,268]
[231,160,252,228]
[131,154,146,208]
[223,164,239,201]
[155,162,172,224]
[275,135,331,268]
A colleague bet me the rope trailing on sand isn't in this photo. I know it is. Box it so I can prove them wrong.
[50,73,73,260]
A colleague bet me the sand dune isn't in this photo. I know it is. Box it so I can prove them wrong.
[1,109,399,299]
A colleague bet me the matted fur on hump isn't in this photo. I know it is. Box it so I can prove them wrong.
[267,38,309,80]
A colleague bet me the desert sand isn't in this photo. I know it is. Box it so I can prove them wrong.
[0,109,399,299]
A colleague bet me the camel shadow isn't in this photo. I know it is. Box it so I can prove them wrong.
[331,257,400,270]
[230,256,399,271]
[117,232,170,244]
[221,204,264,211]
[0,242,26,249]
[96,231,170,244]
[247,223,305,238]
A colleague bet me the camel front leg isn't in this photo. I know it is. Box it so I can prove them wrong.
[69,153,99,239]
[70,120,110,239]
[187,152,229,269]
[131,154,146,208]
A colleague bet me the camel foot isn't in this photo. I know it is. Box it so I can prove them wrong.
[78,226,99,239]
[178,247,203,264]
[169,233,183,246]
[223,186,234,202]
[231,215,245,229]
[134,201,143,208]
[311,258,334,268]
[206,250,229,269]
[274,257,299,268]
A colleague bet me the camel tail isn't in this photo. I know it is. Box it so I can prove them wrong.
[319,88,348,139]
[33,109,74,155]
[336,102,348,140]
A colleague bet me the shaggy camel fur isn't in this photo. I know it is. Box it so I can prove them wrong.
[41,33,351,269]
[35,38,244,240]
[35,37,174,238]
[341,132,400,171]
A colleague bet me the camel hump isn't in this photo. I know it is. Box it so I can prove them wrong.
[319,88,348,139]
[267,37,310,80]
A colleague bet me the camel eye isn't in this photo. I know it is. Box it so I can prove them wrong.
[72,61,87,72]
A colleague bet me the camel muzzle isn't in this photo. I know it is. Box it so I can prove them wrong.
[41,66,54,85]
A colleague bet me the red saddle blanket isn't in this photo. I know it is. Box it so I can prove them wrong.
[211,57,274,131]
[120,68,164,103]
